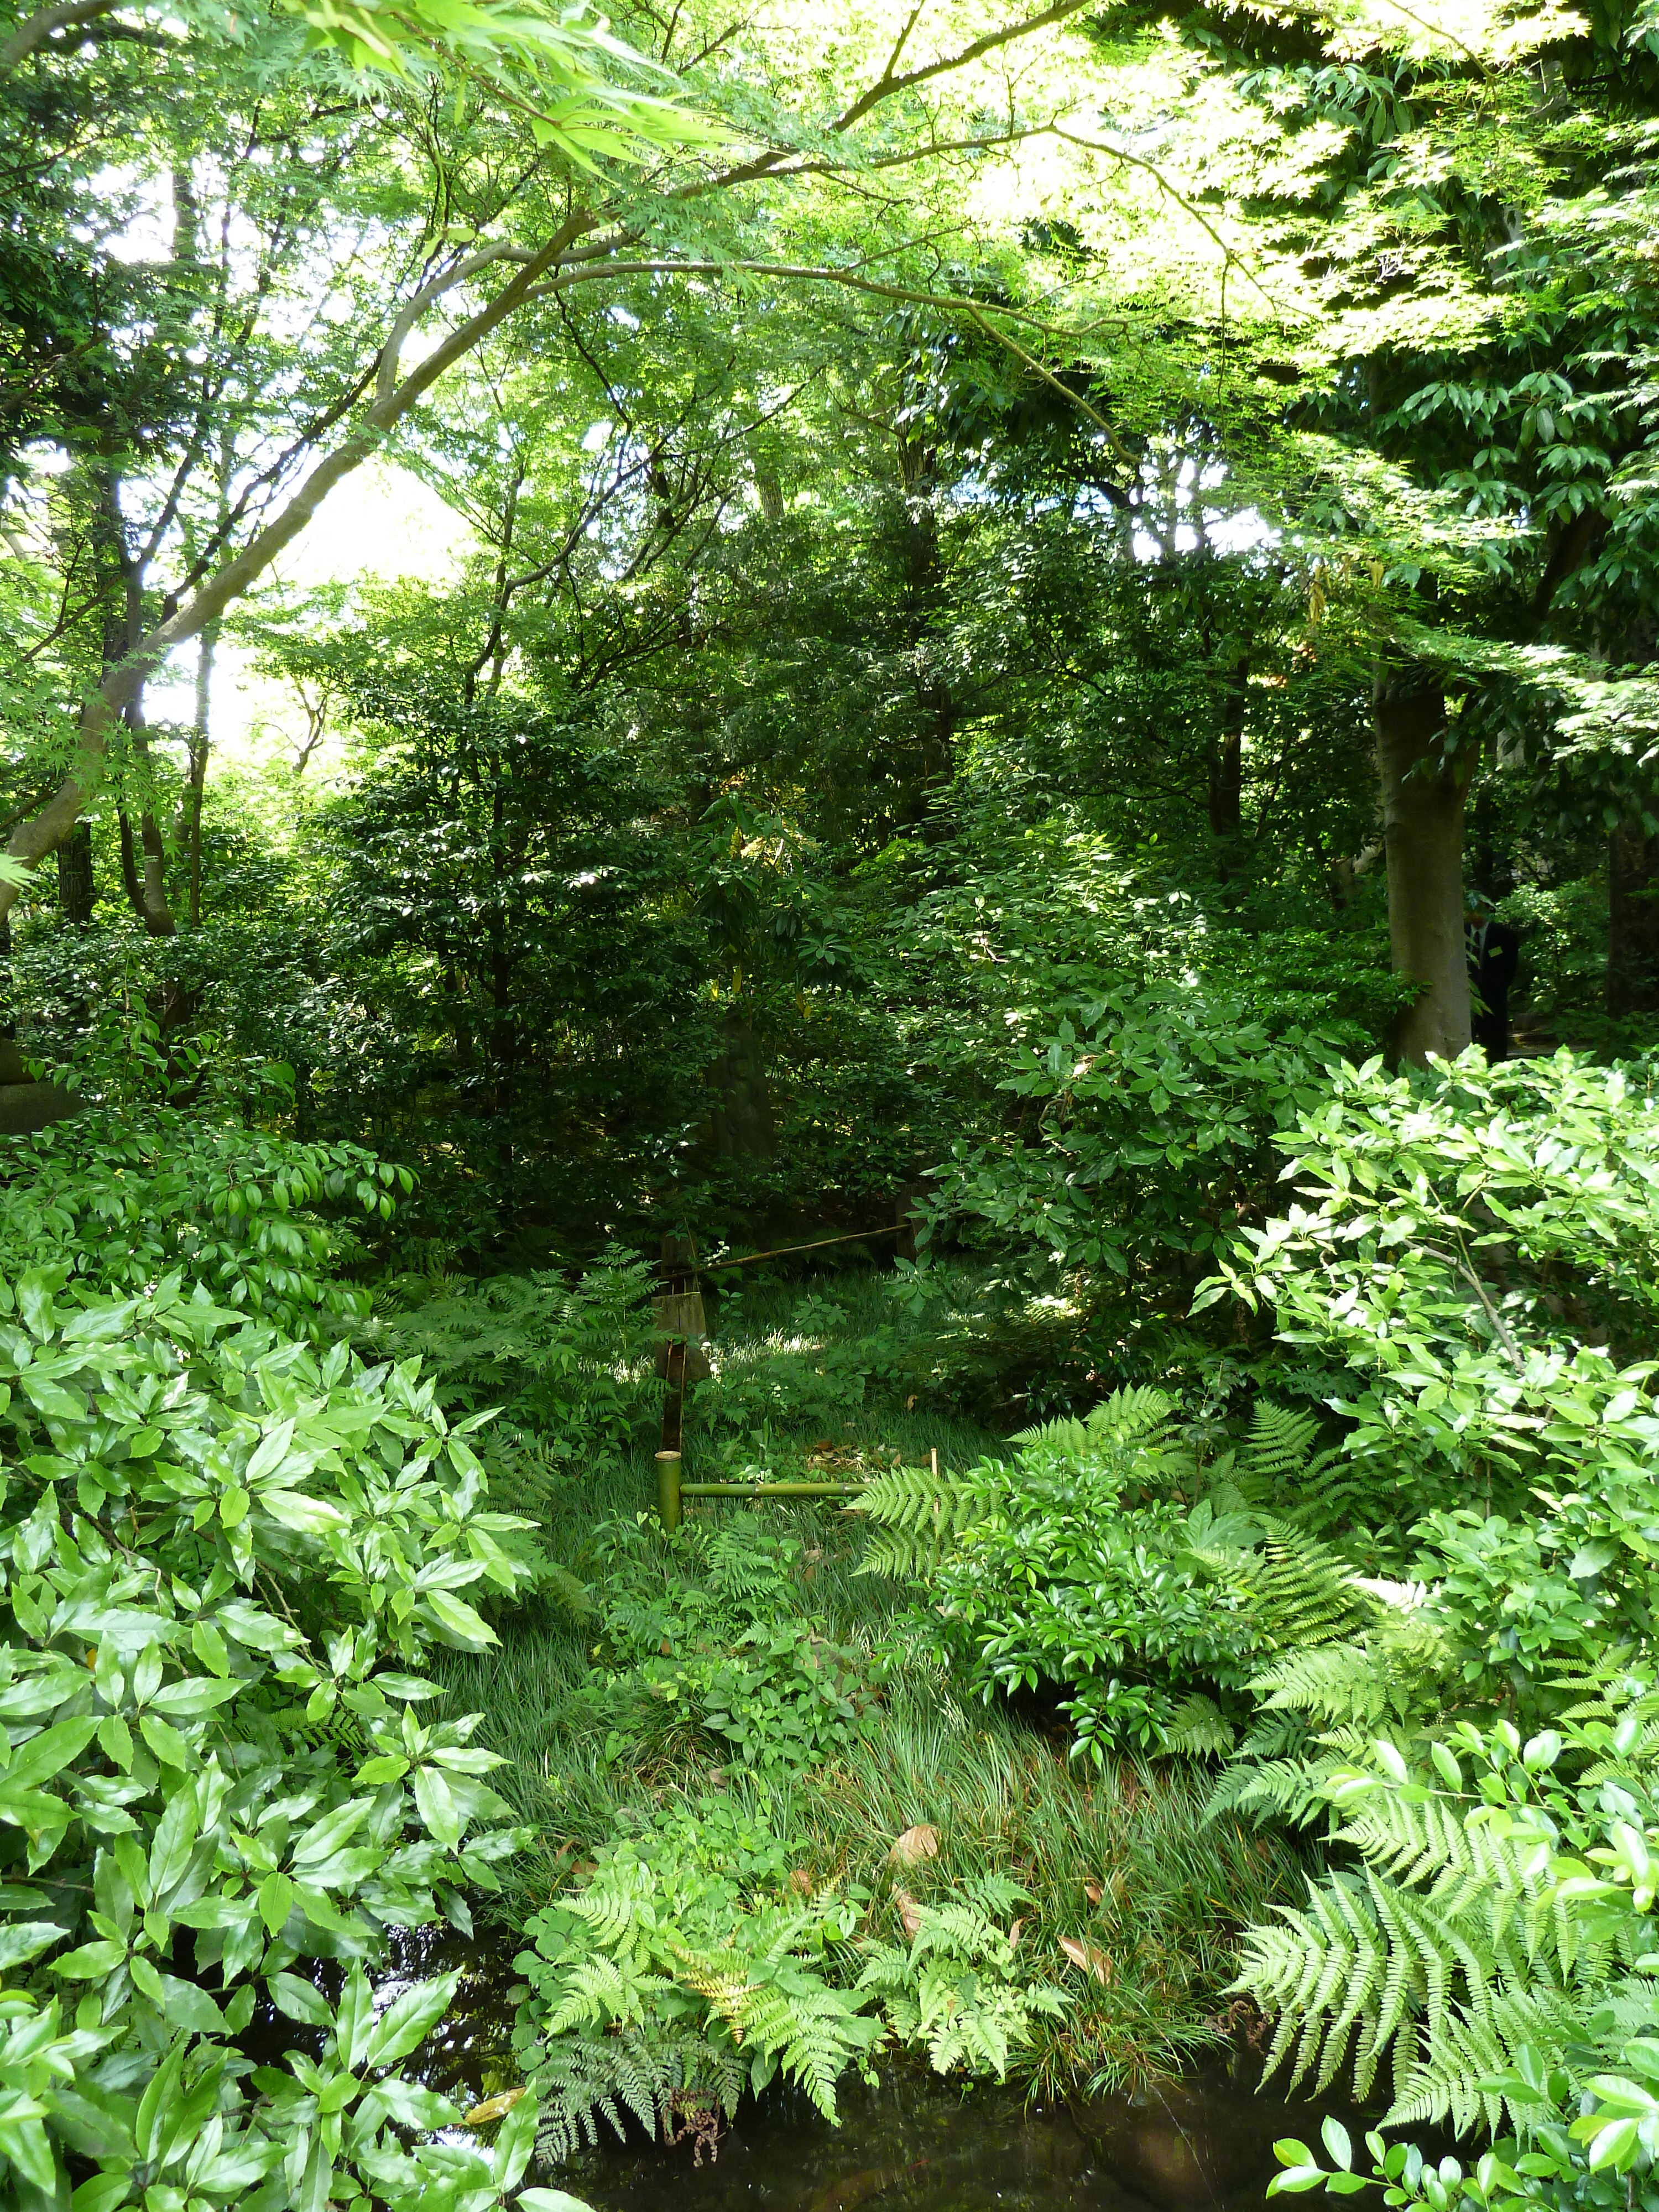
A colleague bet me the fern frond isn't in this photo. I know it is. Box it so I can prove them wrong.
[1251,1518,1380,1647]
[1012,1385,1173,1452]
[1250,1643,1395,1727]
[530,2023,748,2166]
[1235,1402,1321,1495]
[544,1951,672,2035]
[1166,1693,1235,1756]
[848,1458,997,1577]
[1008,1416,1093,1453]
[544,1564,596,1621]
[1204,1752,1340,1828]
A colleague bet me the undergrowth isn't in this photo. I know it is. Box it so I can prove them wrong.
[421,1261,1312,2155]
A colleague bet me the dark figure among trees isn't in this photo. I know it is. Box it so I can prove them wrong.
[1466,901,1521,1061]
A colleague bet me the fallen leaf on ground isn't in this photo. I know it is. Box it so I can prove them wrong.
[1084,1880,1103,1905]
[889,1823,940,1866]
[1060,1935,1113,1984]
[462,2086,527,2127]
[893,1888,924,1938]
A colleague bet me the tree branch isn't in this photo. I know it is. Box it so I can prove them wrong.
[0,212,595,916]
[831,0,1094,132]
[1,0,118,70]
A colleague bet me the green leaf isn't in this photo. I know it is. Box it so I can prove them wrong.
[291,1798,373,1867]
[50,1938,125,1977]
[4,1717,99,1792]
[149,1676,243,1718]
[271,1970,334,2026]
[414,1765,463,1849]
[246,1418,298,1483]
[153,1970,227,2034]
[72,2177,135,2212]
[259,1871,295,1933]
[373,1673,444,1700]
[364,1972,461,2068]
[1587,2117,1642,2171]
[421,1588,499,1648]
[0,1919,66,1970]
[259,1489,348,1534]
[371,2078,462,2128]
[139,1713,194,1768]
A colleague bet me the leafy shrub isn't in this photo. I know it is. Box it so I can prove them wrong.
[931,981,1354,1286]
[1198,1051,1659,1662]
[588,1517,873,1773]
[0,1102,404,1338]
[0,1266,566,2211]
[853,1389,1377,1757]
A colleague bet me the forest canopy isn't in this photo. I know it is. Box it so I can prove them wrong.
[3,0,1659,2202]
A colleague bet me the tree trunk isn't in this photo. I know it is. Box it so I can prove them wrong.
[117,811,144,917]
[186,622,215,925]
[56,822,95,924]
[135,810,176,936]
[1208,653,1248,842]
[1608,827,1659,1017]
[93,462,179,938]
[1376,671,1473,1063]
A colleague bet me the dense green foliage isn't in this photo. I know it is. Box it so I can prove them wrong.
[6,0,1659,2198]
[0,1225,554,2207]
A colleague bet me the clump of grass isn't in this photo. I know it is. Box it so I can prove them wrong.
[774,1670,1302,2094]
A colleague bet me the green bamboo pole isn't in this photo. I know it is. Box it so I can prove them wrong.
[655,1449,683,1530]
[679,1480,863,1498]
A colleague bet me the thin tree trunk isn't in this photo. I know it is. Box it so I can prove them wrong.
[711,1010,777,1159]
[186,623,215,925]
[136,811,176,936]
[117,811,144,918]
[1376,670,1473,1063]
[1208,653,1248,841]
[92,460,179,938]
[1608,827,1659,1017]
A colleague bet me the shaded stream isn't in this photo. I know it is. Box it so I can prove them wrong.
[383,1926,1361,2212]
[577,2066,1334,2212]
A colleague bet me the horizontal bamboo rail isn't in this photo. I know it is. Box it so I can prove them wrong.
[654,1451,863,1530]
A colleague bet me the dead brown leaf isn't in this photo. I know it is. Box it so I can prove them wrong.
[1059,1935,1113,1984]
[893,1888,925,1938]
[889,1823,941,1866]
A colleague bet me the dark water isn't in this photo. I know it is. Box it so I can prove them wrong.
[575,2067,1330,2212]
[382,1927,1350,2212]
